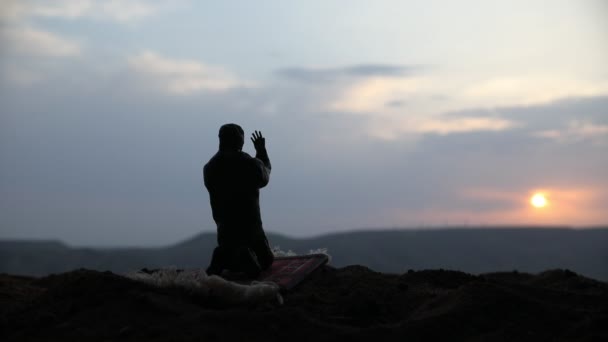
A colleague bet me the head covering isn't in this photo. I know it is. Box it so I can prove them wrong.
[219,123,245,151]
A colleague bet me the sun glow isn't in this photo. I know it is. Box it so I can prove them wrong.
[530,193,548,208]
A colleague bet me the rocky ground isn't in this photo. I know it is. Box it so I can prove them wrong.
[1,266,607,341]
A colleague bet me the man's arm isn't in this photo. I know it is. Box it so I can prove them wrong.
[251,130,271,187]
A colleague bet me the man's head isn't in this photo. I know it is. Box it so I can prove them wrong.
[219,123,245,151]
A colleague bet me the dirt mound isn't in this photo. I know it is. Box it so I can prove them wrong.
[1,266,607,341]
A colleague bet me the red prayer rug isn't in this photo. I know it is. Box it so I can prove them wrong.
[258,254,329,291]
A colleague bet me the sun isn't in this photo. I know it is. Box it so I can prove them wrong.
[530,193,548,208]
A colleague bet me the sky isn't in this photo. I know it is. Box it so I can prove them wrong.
[1,0,607,246]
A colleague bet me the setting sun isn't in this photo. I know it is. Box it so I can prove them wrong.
[530,193,548,208]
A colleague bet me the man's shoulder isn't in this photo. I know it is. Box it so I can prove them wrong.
[238,151,253,159]
[203,152,222,172]
[231,151,256,164]
[204,152,218,164]
[205,151,253,167]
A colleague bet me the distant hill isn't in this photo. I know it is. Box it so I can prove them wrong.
[1,227,607,280]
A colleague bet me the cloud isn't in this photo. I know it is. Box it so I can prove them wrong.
[0,0,174,23]
[322,75,520,139]
[127,51,249,94]
[254,65,544,139]
[329,74,608,116]
[535,121,608,142]
[318,71,608,140]
[276,64,420,83]
[0,26,81,57]
[11,0,93,19]
[414,117,516,135]
[461,76,608,107]
[329,76,430,113]
[0,65,43,85]
[443,96,608,144]
[0,0,28,20]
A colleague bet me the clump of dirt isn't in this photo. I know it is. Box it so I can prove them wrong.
[1,266,607,341]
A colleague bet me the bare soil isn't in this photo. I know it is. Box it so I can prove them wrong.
[1,266,607,341]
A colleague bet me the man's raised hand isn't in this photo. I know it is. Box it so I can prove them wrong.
[251,130,266,152]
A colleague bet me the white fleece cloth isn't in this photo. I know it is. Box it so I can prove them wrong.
[125,268,283,306]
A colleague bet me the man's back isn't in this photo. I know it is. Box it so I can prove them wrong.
[204,150,270,239]
[204,126,274,277]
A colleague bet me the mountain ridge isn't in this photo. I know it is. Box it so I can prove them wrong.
[2,227,607,281]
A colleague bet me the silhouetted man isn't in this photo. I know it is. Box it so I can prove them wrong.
[204,124,274,277]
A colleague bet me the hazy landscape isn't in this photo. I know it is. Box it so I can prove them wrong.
[3,227,608,341]
[2,227,607,281]
[2,1,607,340]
